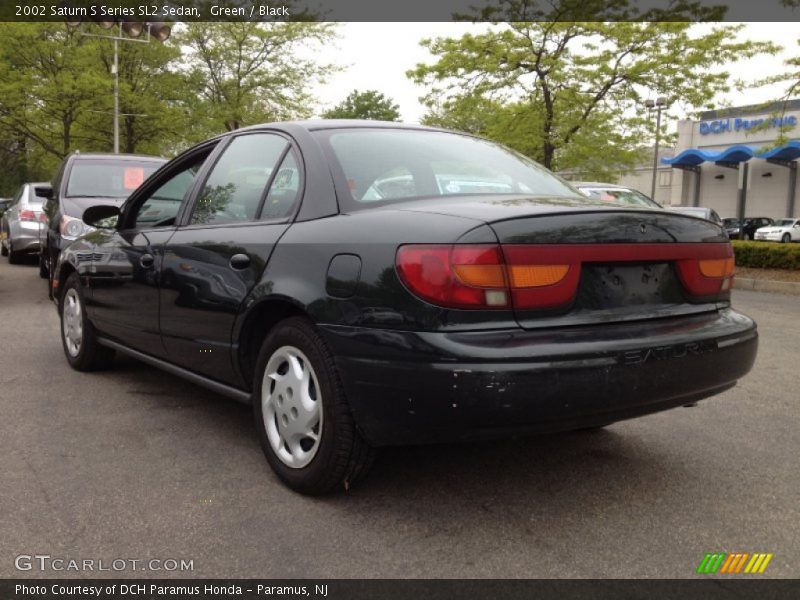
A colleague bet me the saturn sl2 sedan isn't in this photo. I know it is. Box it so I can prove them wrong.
[52,121,758,494]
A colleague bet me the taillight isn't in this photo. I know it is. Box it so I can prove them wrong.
[396,245,509,308]
[676,255,735,297]
[19,209,37,221]
[397,242,734,311]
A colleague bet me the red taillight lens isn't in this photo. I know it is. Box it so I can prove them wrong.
[19,209,37,221]
[676,253,735,298]
[397,242,734,311]
[396,245,509,309]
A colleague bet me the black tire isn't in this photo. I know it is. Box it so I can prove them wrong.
[38,252,49,279]
[782,233,791,244]
[59,272,115,371]
[252,317,375,495]
[8,239,21,264]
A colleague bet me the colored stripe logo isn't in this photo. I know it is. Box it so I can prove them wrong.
[697,552,773,574]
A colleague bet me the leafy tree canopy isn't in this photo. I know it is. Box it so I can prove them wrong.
[410,11,779,180]
[322,89,401,121]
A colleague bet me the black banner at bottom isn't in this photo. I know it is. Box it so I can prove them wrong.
[1,579,799,600]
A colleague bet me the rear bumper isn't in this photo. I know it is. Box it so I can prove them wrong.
[319,309,757,446]
[9,221,42,252]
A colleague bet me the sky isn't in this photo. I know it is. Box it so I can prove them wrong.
[312,22,800,126]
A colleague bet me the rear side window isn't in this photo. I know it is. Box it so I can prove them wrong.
[190,134,288,226]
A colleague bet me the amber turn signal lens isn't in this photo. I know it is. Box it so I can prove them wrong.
[453,264,506,288]
[508,265,570,288]
[698,258,735,278]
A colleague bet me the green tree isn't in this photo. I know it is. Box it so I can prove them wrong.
[95,35,187,156]
[323,89,401,121]
[0,23,107,161]
[409,11,778,179]
[179,22,338,133]
[0,22,187,192]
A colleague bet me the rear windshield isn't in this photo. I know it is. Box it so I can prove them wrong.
[578,187,658,208]
[25,185,46,210]
[314,128,580,209]
[67,159,162,198]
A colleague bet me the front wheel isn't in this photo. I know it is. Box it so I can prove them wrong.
[253,317,375,495]
[782,233,791,243]
[60,273,115,371]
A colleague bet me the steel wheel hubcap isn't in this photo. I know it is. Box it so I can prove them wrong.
[62,288,83,357]
[262,345,323,469]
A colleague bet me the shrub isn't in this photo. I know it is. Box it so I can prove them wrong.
[731,240,800,270]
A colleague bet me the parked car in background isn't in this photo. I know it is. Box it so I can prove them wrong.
[755,218,800,243]
[572,182,661,208]
[723,217,774,241]
[667,206,723,225]
[52,121,757,495]
[0,182,49,264]
[0,198,11,219]
[39,152,166,283]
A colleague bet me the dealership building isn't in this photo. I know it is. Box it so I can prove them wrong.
[617,99,800,219]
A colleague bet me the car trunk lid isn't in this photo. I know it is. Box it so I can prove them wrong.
[487,209,730,329]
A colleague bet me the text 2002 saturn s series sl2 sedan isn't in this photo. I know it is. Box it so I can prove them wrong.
[53,121,758,494]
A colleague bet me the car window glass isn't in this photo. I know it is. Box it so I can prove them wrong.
[133,152,209,229]
[67,159,162,198]
[191,134,288,226]
[260,150,301,220]
[318,129,577,209]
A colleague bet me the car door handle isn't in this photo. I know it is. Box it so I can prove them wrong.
[229,253,251,270]
[140,253,155,268]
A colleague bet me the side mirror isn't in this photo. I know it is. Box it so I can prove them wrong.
[83,205,120,229]
[34,185,53,199]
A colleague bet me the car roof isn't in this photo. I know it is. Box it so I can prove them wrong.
[571,182,631,189]
[236,119,447,134]
[69,152,166,162]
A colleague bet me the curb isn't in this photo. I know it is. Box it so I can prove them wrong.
[734,277,800,296]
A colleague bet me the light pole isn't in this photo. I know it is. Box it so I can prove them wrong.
[66,17,171,153]
[645,97,669,203]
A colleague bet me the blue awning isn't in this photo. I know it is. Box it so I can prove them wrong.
[760,140,800,162]
[661,141,800,167]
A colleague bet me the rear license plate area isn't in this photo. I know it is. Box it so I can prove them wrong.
[575,262,684,310]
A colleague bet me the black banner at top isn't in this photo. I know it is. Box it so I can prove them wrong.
[2,0,800,22]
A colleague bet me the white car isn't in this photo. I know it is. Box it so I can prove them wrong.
[755,218,800,243]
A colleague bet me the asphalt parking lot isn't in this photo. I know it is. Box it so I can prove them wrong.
[0,257,797,579]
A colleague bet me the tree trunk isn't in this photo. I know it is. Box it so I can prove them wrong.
[542,140,555,170]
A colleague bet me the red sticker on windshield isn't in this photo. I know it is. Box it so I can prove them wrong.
[124,167,145,190]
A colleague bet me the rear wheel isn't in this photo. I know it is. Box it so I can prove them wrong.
[782,233,791,243]
[38,252,49,279]
[253,317,375,495]
[7,239,21,264]
[60,273,115,371]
